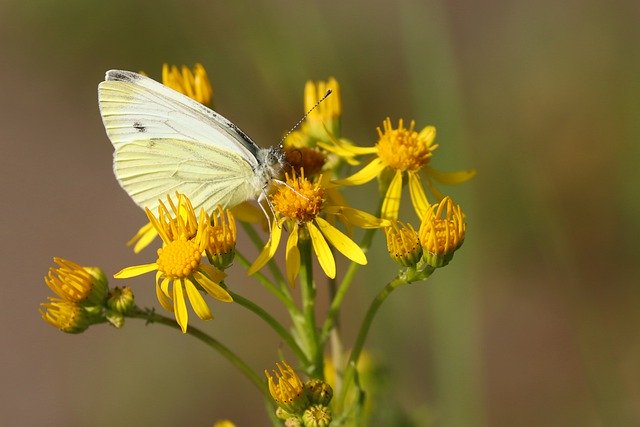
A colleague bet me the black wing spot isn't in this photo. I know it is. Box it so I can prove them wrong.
[133,122,146,133]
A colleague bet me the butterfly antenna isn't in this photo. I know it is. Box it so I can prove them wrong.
[279,89,332,147]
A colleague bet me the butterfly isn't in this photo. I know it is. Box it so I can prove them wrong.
[97,70,285,217]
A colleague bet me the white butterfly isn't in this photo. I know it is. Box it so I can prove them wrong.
[98,70,285,216]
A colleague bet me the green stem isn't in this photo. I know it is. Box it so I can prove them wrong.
[320,226,378,343]
[235,249,299,315]
[229,291,309,365]
[298,237,323,378]
[337,266,434,408]
[127,307,268,398]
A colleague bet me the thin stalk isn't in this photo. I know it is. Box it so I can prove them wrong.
[229,291,309,365]
[127,307,268,397]
[298,237,323,378]
[235,250,298,315]
[336,266,434,409]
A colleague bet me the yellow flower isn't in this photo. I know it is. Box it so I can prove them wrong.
[44,257,108,306]
[265,361,309,414]
[213,421,236,427]
[248,170,387,284]
[114,200,232,333]
[334,118,476,220]
[419,196,466,268]
[162,63,213,106]
[385,222,423,267]
[206,206,237,270]
[40,298,92,334]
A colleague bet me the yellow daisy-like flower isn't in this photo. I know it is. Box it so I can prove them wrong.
[40,298,92,334]
[265,361,309,414]
[419,196,466,268]
[248,170,387,284]
[333,118,476,220]
[44,257,108,306]
[115,203,232,333]
[385,222,423,267]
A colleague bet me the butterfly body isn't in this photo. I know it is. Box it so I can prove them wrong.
[98,70,284,215]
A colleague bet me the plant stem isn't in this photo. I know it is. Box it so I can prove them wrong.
[235,250,298,315]
[127,307,269,398]
[298,237,323,378]
[229,291,309,365]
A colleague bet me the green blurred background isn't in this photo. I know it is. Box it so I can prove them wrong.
[2,0,639,425]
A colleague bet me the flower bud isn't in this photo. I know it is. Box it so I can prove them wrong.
[265,361,310,414]
[301,404,331,427]
[304,379,333,406]
[419,196,466,268]
[45,258,108,306]
[107,286,135,314]
[385,222,422,267]
[40,298,92,334]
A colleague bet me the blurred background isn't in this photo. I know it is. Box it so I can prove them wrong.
[1,0,639,425]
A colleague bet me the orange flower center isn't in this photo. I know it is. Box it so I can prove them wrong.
[272,171,325,223]
[376,118,434,171]
[156,236,201,278]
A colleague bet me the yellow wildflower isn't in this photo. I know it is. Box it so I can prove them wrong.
[265,361,309,414]
[115,199,231,333]
[385,222,423,267]
[206,206,237,270]
[40,298,92,334]
[419,196,466,268]
[334,118,476,220]
[44,257,108,306]
[248,170,387,284]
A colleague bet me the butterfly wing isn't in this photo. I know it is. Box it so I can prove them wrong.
[114,138,259,215]
[98,70,263,213]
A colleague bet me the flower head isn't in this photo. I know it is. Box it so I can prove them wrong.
[385,222,423,267]
[45,257,108,306]
[40,298,92,334]
[265,361,309,414]
[333,118,476,220]
[115,197,232,333]
[206,206,237,270]
[248,170,387,284]
[419,196,466,268]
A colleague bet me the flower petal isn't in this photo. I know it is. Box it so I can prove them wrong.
[333,158,386,186]
[408,171,430,221]
[198,263,226,282]
[247,221,283,275]
[114,263,157,279]
[193,270,233,302]
[324,206,390,228]
[315,217,367,265]
[307,222,336,279]
[184,278,213,320]
[173,279,188,333]
[127,222,158,253]
[418,125,437,145]
[155,279,173,312]
[285,224,300,287]
[425,166,477,185]
[381,170,403,220]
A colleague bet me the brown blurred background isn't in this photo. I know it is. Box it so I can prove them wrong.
[1,0,639,425]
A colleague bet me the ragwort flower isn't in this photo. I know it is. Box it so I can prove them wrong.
[333,118,476,220]
[419,196,466,268]
[114,196,231,332]
[248,170,387,285]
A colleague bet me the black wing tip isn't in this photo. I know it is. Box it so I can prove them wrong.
[105,70,142,82]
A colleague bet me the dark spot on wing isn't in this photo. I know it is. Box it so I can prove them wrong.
[133,122,146,133]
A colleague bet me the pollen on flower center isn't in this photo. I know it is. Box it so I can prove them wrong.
[272,170,324,223]
[156,236,201,278]
[376,118,435,171]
